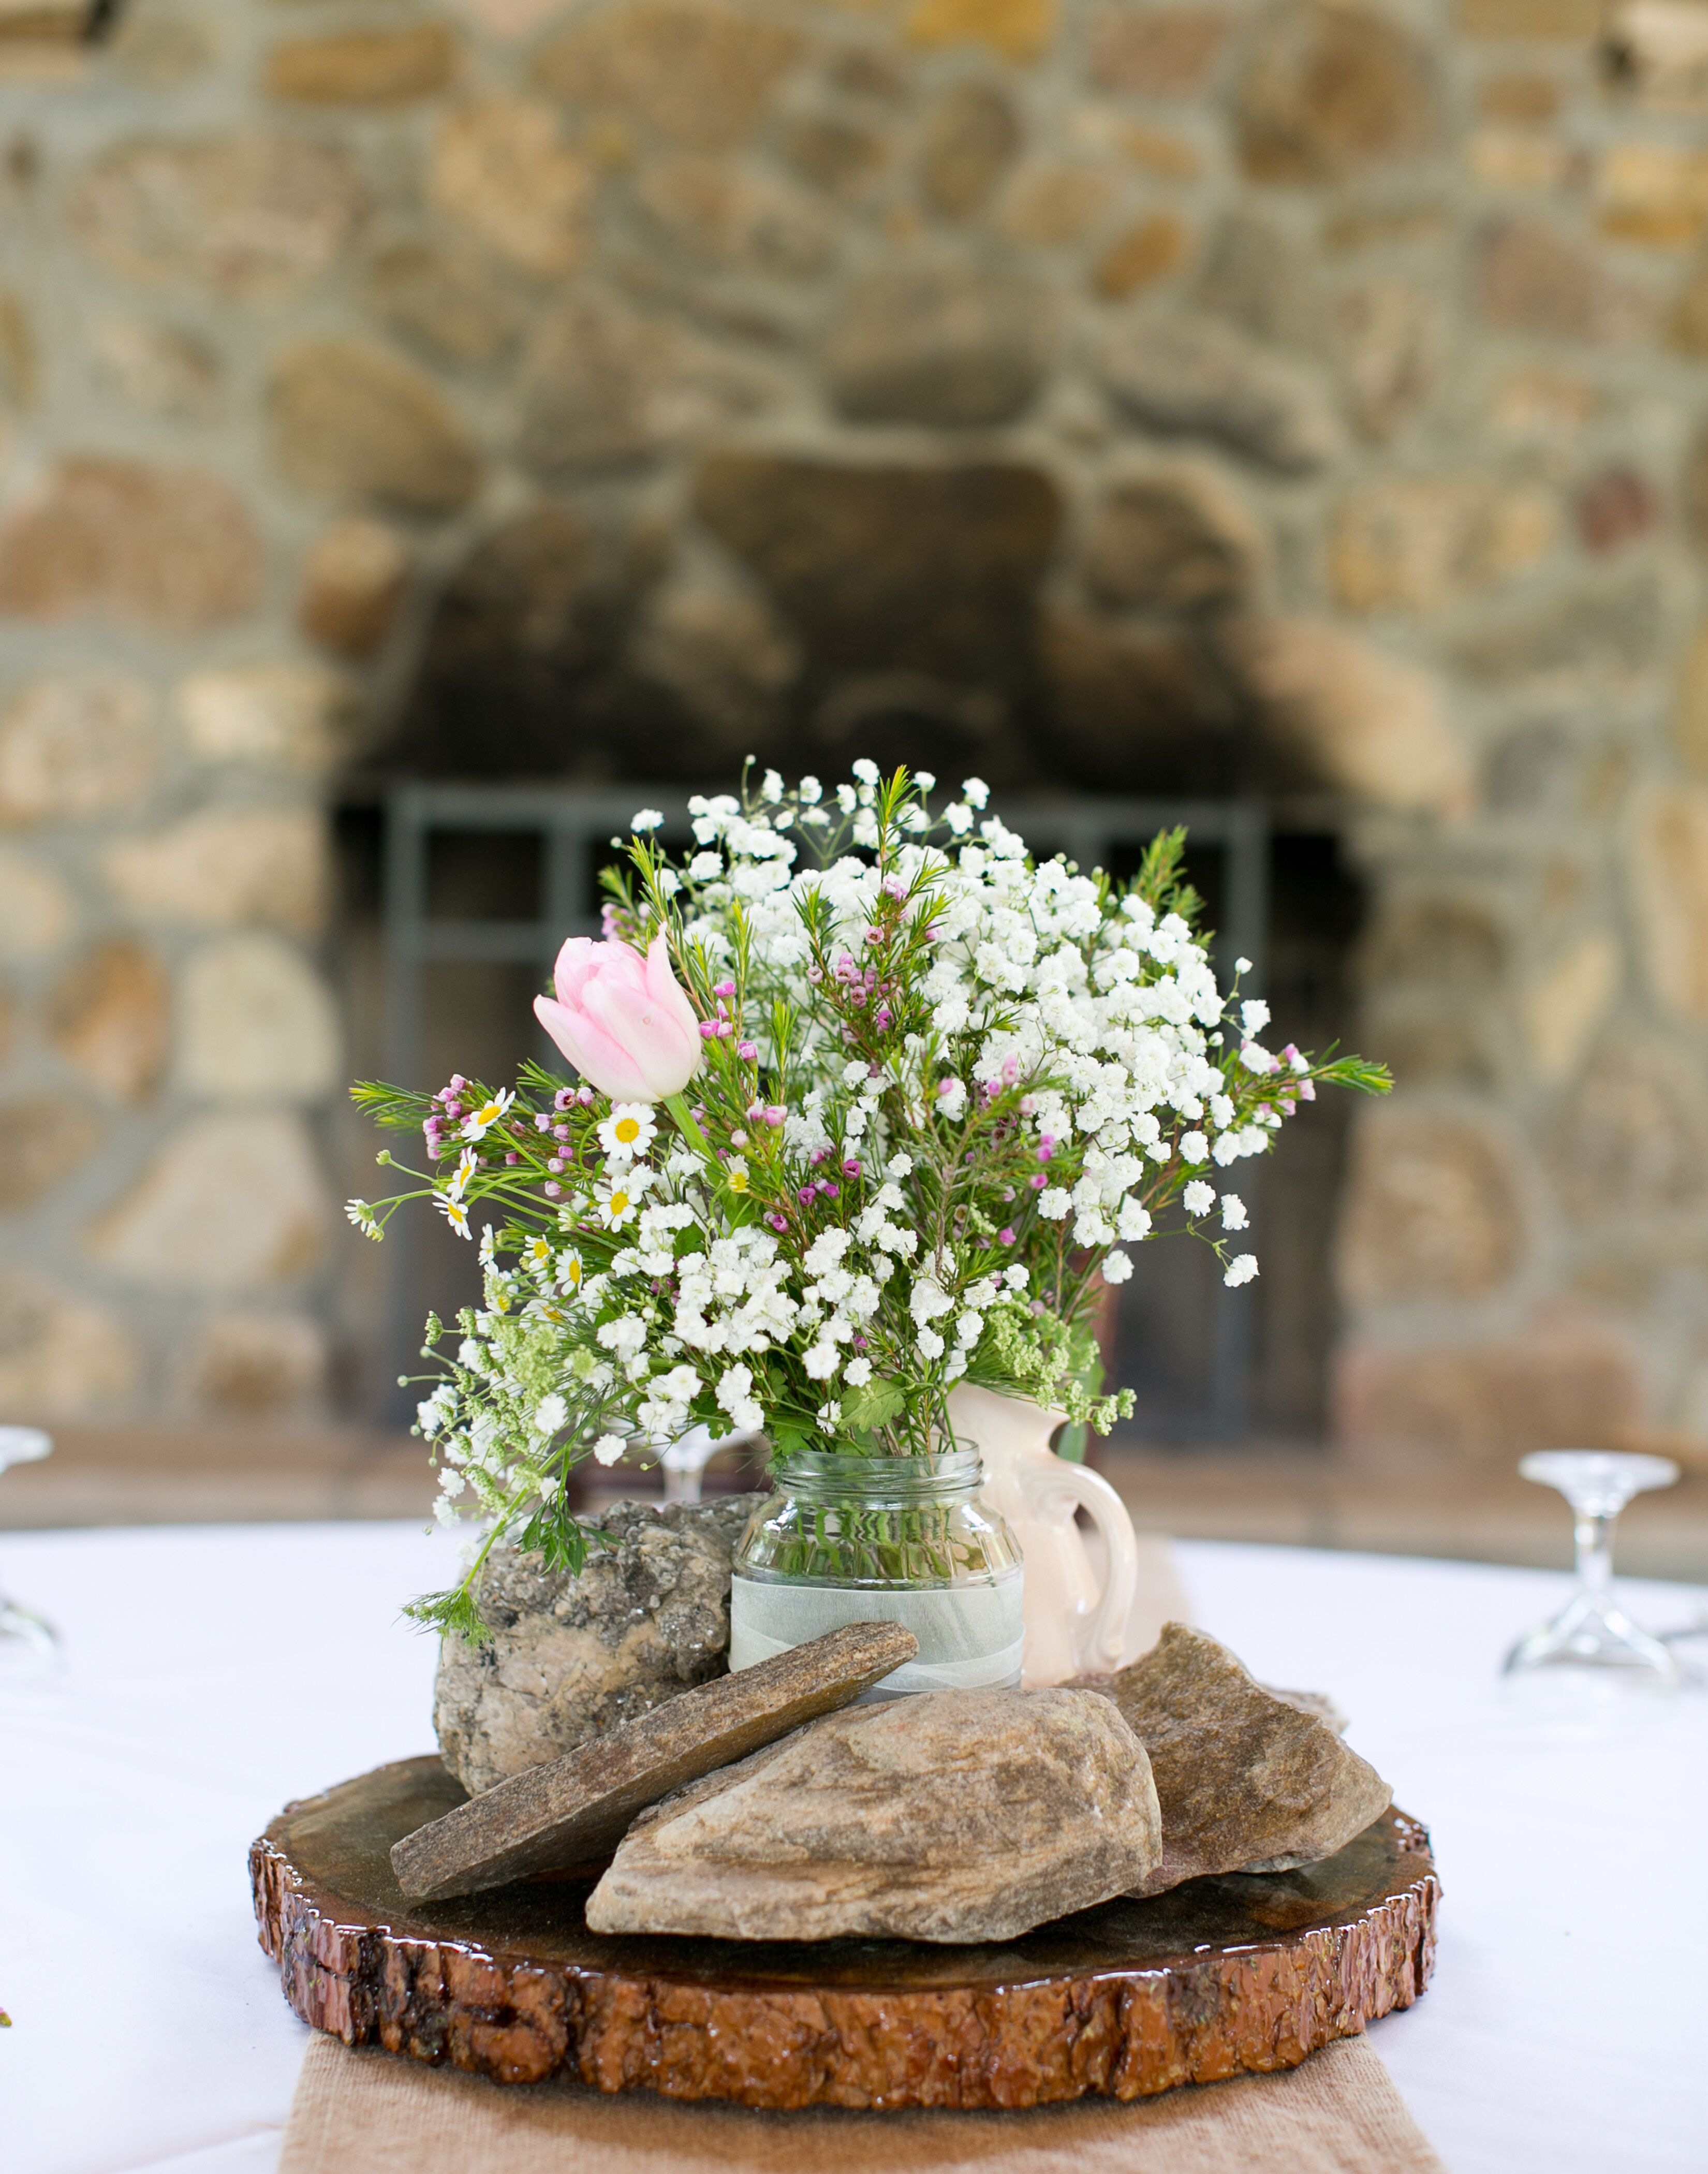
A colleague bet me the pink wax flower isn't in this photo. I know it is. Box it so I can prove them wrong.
[534,929,700,1103]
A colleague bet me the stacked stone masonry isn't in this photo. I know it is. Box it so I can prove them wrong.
[1,0,1706,1458]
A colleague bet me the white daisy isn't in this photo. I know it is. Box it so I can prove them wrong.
[597,1103,657,1160]
[596,1177,640,1229]
[436,1193,472,1241]
[460,1090,513,1142]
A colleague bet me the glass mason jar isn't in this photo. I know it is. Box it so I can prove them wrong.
[730,1448,1023,1699]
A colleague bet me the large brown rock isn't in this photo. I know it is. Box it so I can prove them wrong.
[1089,6,1230,97]
[184,1311,328,1418]
[0,1096,105,1214]
[693,453,1061,682]
[1235,0,1440,183]
[46,939,170,1104]
[429,96,593,278]
[1097,314,1341,474]
[1474,218,1651,346]
[634,156,834,277]
[85,1111,329,1291]
[1328,472,1555,617]
[0,849,73,962]
[1336,1317,1644,1465]
[102,807,328,934]
[363,240,525,368]
[533,0,800,151]
[920,81,1021,217]
[1453,576,1661,686]
[1629,783,1708,1024]
[298,518,409,660]
[0,1268,137,1418]
[1336,1105,1527,1305]
[1327,275,1439,443]
[1091,1625,1390,1892]
[518,289,772,475]
[1360,896,1505,993]
[1094,213,1192,301]
[264,23,459,105]
[179,934,341,1104]
[1547,1034,1708,1224]
[434,1497,763,1795]
[822,263,1052,427]
[1082,461,1264,612]
[69,133,364,304]
[630,573,801,744]
[0,674,158,827]
[268,339,481,513]
[177,662,345,777]
[1236,615,1470,814]
[585,1687,1163,1943]
[0,458,263,632]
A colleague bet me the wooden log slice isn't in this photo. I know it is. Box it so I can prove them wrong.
[251,1756,1439,2112]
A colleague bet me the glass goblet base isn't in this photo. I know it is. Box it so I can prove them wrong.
[1504,1586,1682,1683]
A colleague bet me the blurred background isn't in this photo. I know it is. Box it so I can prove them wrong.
[2,0,1705,1575]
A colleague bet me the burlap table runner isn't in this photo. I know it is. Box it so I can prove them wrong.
[280,2034,1444,2173]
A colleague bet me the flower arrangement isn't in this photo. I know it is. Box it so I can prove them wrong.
[350,764,1388,1638]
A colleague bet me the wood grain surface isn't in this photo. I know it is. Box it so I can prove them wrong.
[254,1756,1439,2110]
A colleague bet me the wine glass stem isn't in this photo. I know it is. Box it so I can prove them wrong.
[1574,1511,1615,1596]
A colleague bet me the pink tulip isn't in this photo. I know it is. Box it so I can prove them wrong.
[534,930,701,1103]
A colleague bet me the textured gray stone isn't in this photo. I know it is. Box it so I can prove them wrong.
[1098,314,1342,474]
[1087,1624,1390,1893]
[585,1686,1163,1943]
[823,264,1051,428]
[434,1495,764,1795]
[518,289,772,475]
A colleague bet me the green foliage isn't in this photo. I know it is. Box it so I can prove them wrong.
[350,1079,433,1132]
[1130,826,1204,930]
[514,1493,593,1579]
[403,1583,491,1647]
[967,1298,1133,1438]
[838,1375,908,1438]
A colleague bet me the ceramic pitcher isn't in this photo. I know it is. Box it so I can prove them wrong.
[949,1382,1139,1687]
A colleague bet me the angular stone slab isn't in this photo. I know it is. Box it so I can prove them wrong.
[392,1620,917,1902]
[1085,1623,1392,1894]
[585,1686,1163,1944]
[252,1755,1438,2107]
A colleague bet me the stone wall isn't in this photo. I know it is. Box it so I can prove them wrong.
[2,0,1707,1458]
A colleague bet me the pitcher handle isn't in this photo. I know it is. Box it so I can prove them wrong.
[1018,1454,1140,1676]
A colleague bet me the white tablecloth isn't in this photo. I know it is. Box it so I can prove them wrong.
[2,1522,1704,2174]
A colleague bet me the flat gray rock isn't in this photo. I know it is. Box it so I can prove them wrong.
[396,1621,919,1902]
[1086,1623,1390,1894]
[584,1686,1162,1945]
[434,1495,762,1795]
